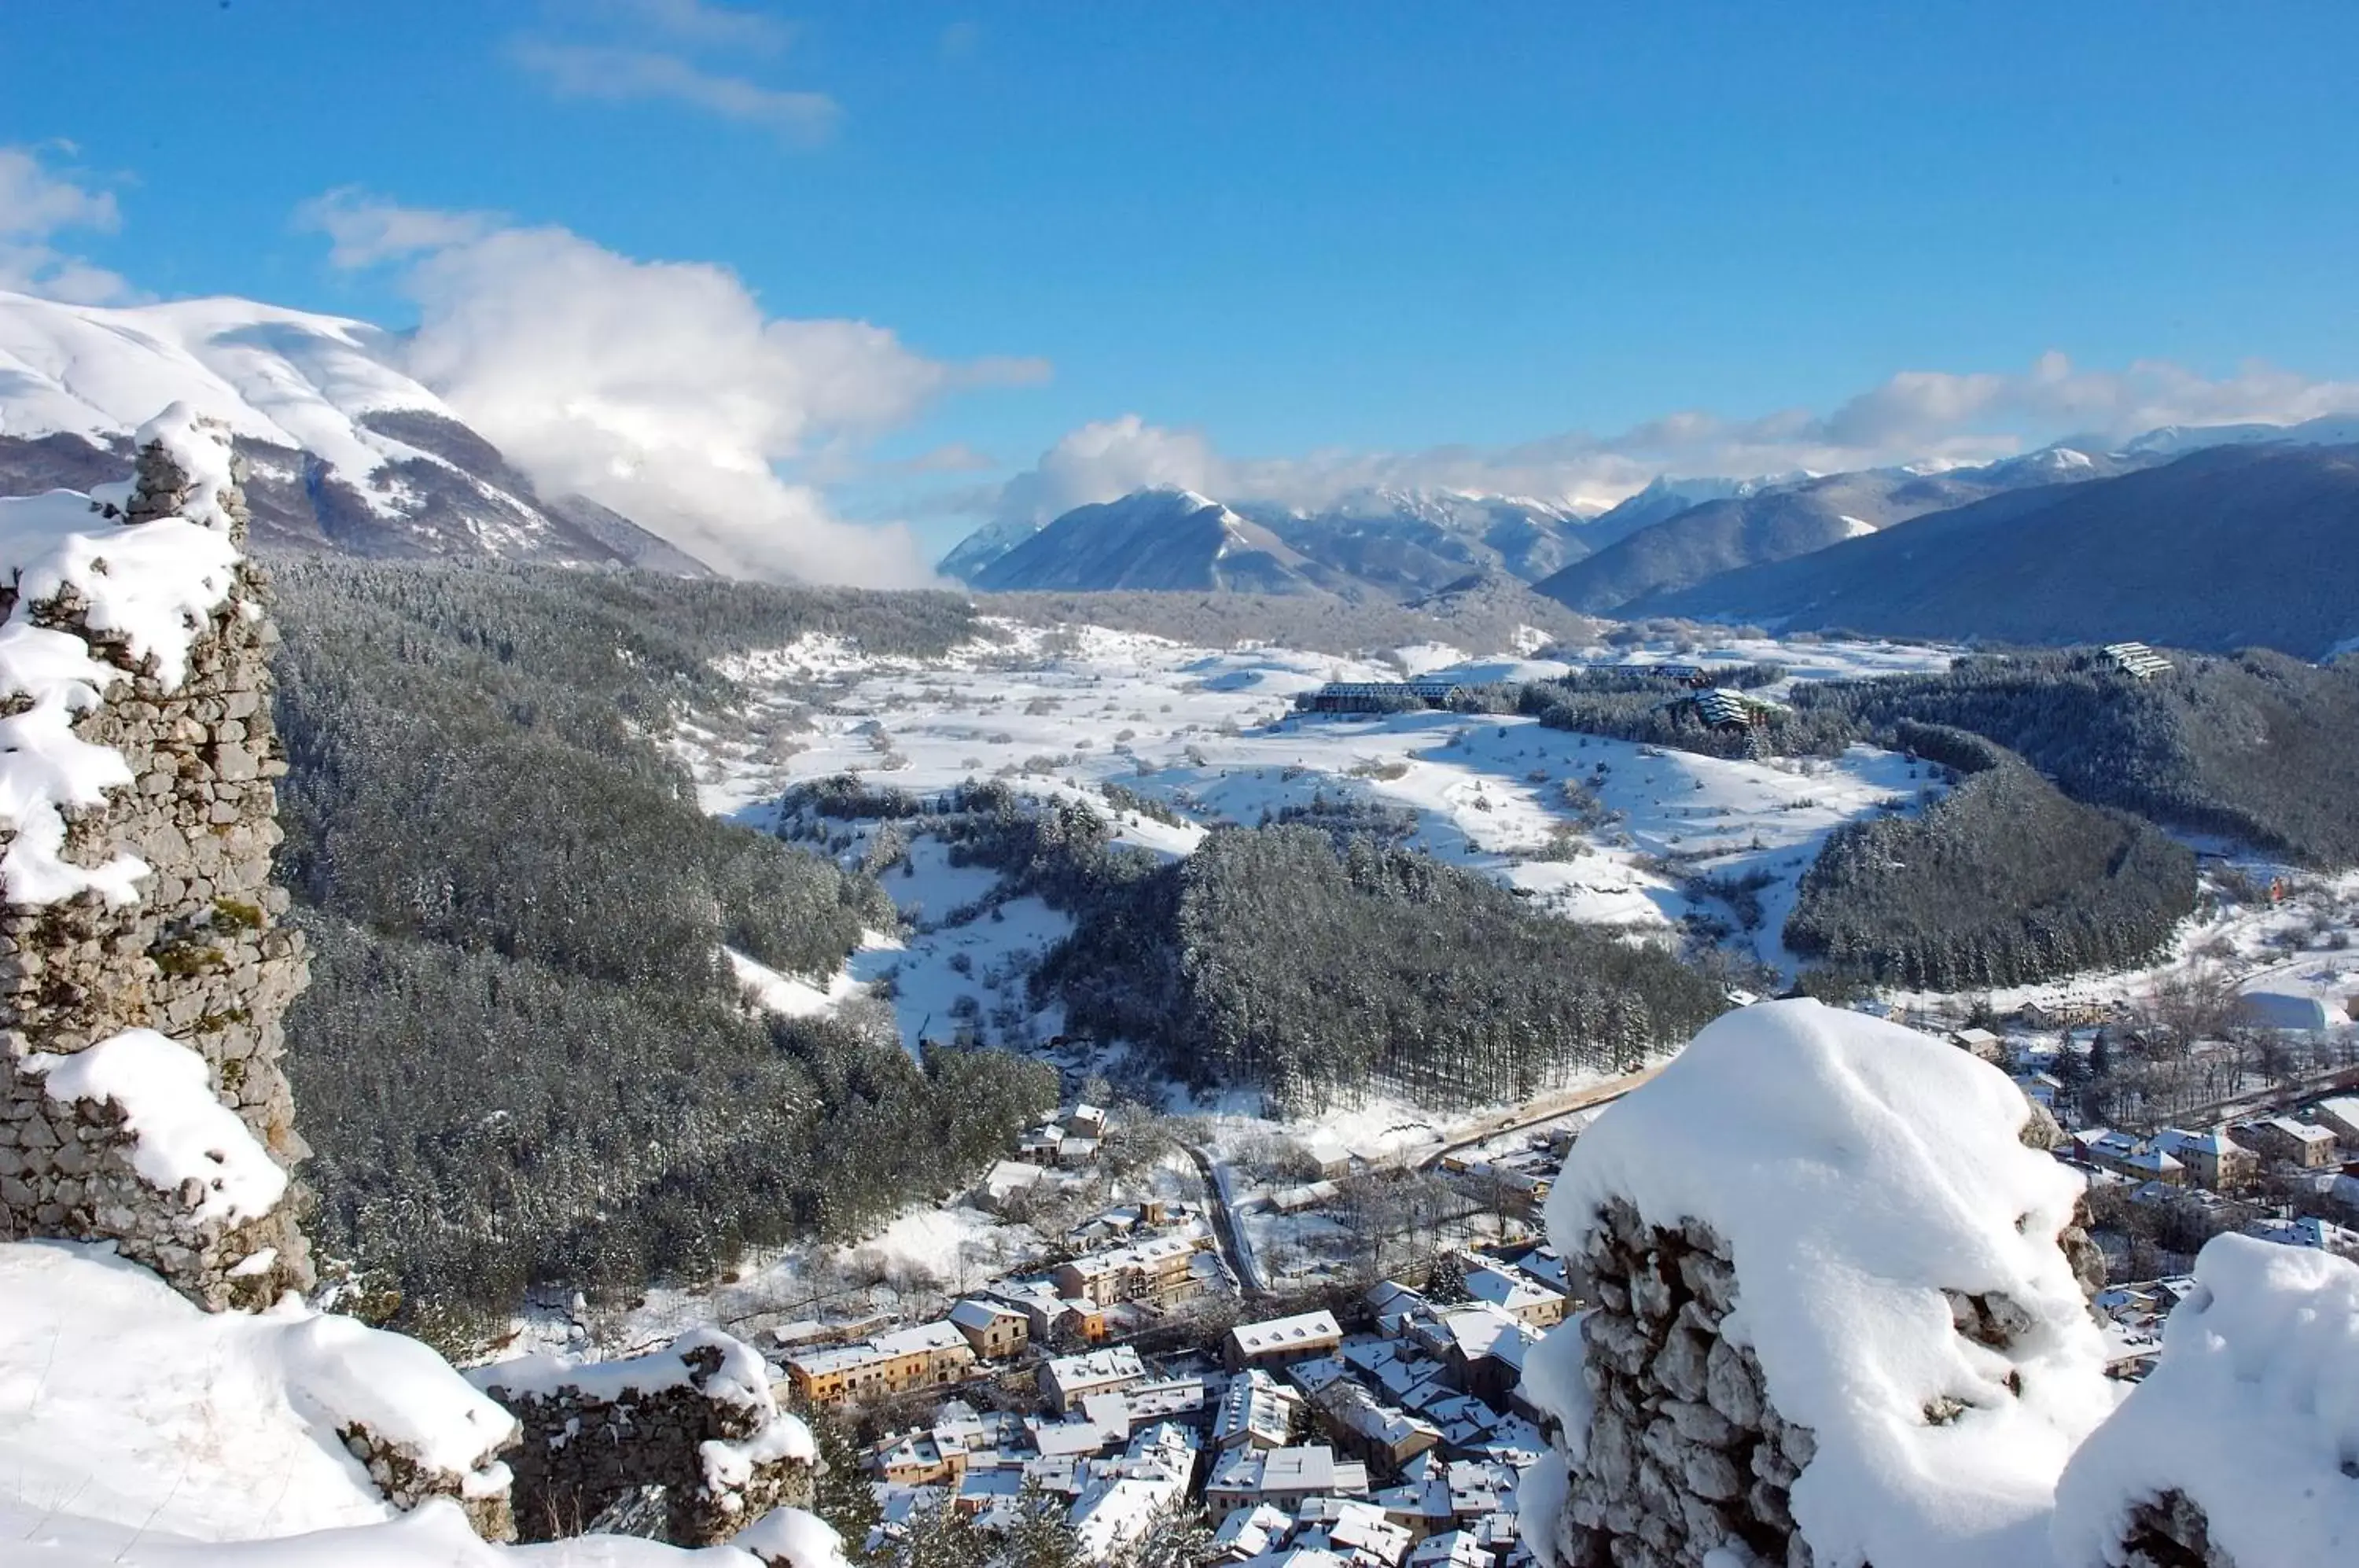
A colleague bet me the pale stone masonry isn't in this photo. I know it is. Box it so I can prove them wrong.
[0,417,311,1310]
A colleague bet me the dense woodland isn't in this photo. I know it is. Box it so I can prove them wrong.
[777,776,1727,1111]
[270,560,1052,1319]
[1783,724,2199,990]
[1515,664,1850,760]
[1025,818,1727,1112]
[1788,647,2359,867]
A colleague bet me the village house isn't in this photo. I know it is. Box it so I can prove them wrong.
[1227,1309,1346,1373]
[2310,1095,2359,1147]
[1040,1345,1149,1415]
[1301,1133,1354,1180]
[2150,1128,2259,1193]
[1313,1378,1444,1478]
[1204,1445,1371,1513]
[785,1320,977,1407]
[1296,1498,1416,1566]
[2068,1128,2184,1185]
[1054,1231,1209,1308]
[1269,1180,1344,1216]
[1211,1501,1296,1560]
[972,1158,1048,1213]
[1949,1026,2004,1062]
[2236,1116,2341,1170]
[947,1297,1029,1360]
[1215,1369,1307,1454]
[1460,1261,1567,1327]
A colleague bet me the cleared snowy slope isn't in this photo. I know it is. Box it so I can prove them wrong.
[0,290,703,571]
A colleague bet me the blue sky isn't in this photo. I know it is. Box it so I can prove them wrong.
[5,1,2357,575]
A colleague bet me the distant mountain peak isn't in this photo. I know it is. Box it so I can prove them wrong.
[0,289,703,572]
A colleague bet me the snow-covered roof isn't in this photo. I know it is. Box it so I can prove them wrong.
[1231,1309,1344,1357]
[1060,1231,1198,1279]
[2151,1127,2247,1160]
[1462,1263,1559,1312]
[948,1298,1025,1330]
[1043,1345,1146,1388]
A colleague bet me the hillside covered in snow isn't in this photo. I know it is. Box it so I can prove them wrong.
[0,290,705,570]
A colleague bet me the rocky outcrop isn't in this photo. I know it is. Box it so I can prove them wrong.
[1551,1202,1819,1568]
[473,1329,819,1547]
[0,409,311,1310]
[1521,1000,2119,1568]
[2048,1234,2358,1568]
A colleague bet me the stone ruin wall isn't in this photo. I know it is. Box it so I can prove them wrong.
[1548,1189,2109,1568]
[2111,1491,2233,1568]
[1549,1199,1818,1568]
[0,430,311,1311]
[480,1339,819,1548]
[0,426,821,1551]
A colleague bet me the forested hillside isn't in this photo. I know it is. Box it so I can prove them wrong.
[269,560,1052,1320]
[1789,647,2359,867]
[1783,725,2198,990]
[1033,819,1728,1111]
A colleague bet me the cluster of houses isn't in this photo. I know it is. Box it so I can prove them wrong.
[856,1253,1569,1566]
[779,1222,1223,1408]
[2101,641,2173,680]
[1920,1013,2359,1378]
[2061,1112,2346,1194]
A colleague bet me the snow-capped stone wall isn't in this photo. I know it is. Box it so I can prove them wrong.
[471,1328,819,1547]
[0,406,311,1309]
[1522,999,2117,1568]
[2050,1233,2359,1568]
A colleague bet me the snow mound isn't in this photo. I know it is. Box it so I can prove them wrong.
[1540,999,2114,1567]
[1,1496,765,1566]
[470,1327,790,1419]
[2051,1233,2359,1566]
[0,1241,516,1542]
[730,1507,851,1568]
[24,1029,289,1223]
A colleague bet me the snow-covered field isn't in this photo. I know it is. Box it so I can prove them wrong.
[682,620,1959,1021]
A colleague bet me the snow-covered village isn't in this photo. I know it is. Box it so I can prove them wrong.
[6,9,2359,1568]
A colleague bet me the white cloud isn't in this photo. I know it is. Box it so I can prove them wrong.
[595,0,793,53]
[307,195,1042,587]
[296,189,499,268]
[990,415,1224,527]
[0,145,133,304]
[509,39,840,142]
[989,354,2359,525]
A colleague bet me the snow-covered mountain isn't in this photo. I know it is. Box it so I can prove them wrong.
[1532,445,2149,614]
[2118,411,2359,458]
[969,487,1327,593]
[1635,439,2359,657]
[1244,486,1598,596]
[0,291,705,572]
[944,484,1603,595]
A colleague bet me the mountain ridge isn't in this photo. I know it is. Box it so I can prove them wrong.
[1635,440,2359,657]
[0,289,705,572]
